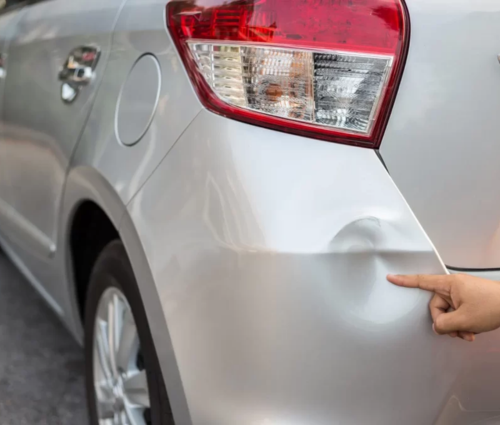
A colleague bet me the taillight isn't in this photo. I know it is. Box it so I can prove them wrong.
[167,0,409,148]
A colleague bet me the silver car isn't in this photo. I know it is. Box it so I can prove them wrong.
[0,0,499,424]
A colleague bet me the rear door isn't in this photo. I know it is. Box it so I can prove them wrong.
[0,0,125,261]
[379,0,500,270]
[0,0,25,236]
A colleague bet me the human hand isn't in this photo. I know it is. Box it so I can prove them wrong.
[387,273,500,342]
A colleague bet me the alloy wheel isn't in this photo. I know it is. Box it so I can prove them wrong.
[93,287,151,425]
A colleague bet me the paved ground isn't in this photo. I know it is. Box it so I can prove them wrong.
[0,250,88,425]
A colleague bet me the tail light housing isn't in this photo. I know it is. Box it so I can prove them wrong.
[167,0,409,148]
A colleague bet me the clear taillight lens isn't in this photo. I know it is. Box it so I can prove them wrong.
[167,0,408,148]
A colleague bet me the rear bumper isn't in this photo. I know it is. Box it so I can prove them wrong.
[127,111,498,424]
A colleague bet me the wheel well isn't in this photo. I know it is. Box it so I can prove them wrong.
[70,201,119,320]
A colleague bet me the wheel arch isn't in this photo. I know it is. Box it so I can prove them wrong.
[61,166,127,341]
[61,165,192,425]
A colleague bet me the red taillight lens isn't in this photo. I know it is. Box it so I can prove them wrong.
[167,0,408,148]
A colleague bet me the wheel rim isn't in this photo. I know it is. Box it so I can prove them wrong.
[93,287,151,425]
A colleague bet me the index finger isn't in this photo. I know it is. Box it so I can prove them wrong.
[387,274,452,296]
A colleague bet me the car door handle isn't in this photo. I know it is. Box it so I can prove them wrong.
[59,45,100,103]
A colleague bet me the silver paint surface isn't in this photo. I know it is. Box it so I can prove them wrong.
[0,0,499,424]
[0,6,24,237]
[73,0,202,205]
[0,0,126,270]
[127,110,500,425]
[380,0,500,268]
[116,54,161,147]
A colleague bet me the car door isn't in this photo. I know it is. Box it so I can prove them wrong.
[0,0,25,237]
[0,0,125,264]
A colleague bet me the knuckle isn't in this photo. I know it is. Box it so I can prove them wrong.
[429,296,439,307]
[434,316,448,334]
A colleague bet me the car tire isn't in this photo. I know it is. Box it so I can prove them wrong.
[84,240,174,425]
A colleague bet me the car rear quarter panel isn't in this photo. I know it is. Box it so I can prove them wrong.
[127,110,500,425]
[63,0,500,423]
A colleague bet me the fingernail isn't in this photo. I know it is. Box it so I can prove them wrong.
[432,323,439,335]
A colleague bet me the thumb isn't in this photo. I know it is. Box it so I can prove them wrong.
[434,310,466,335]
